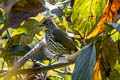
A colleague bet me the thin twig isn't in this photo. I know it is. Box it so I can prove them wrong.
[0,62,74,78]
[31,62,72,75]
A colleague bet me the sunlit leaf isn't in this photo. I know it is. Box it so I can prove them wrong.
[104,23,114,32]
[72,43,96,80]
[87,0,120,39]
[0,9,5,24]
[12,19,40,36]
[93,60,102,80]
[62,16,68,28]
[3,34,23,48]
[109,69,120,80]
[12,19,41,45]
[32,13,45,22]
[111,30,120,41]
[114,61,120,73]
[104,23,120,41]
[71,0,108,36]
[0,8,8,24]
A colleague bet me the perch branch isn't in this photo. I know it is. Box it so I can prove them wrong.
[4,39,81,79]
[16,62,74,74]
[34,62,72,75]
[0,62,74,78]
[4,41,45,80]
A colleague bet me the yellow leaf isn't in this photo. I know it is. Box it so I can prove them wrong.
[73,0,79,8]
[93,60,102,80]
[62,16,68,29]
[32,13,44,21]
[87,0,120,39]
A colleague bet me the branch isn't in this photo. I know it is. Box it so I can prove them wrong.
[4,41,45,80]
[35,62,72,75]
[0,62,74,78]
[16,62,74,74]
[3,39,81,80]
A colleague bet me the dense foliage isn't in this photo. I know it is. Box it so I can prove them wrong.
[0,0,120,80]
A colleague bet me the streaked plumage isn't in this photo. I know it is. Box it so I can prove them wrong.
[40,18,78,55]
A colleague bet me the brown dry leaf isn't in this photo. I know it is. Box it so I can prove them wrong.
[87,0,120,39]
[93,60,102,80]
[0,0,46,35]
[8,0,45,29]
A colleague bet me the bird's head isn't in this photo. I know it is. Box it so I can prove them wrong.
[39,18,58,30]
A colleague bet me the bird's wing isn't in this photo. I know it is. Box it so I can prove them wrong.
[52,29,78,53]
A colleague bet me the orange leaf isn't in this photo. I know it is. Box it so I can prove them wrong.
[93,60,102,80]
[87,0,120,39]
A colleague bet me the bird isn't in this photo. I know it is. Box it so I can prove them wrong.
[39,18,78,56]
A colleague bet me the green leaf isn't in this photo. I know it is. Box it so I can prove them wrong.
[19,34,34,46]
[106,23,120,33]
[9,45,31,56]
[71,0,108,35]
[96,37,118,76]
[3,34,23,48]
[111,30,120,41]
[11,19,41,45]
[109,69,120,80]
[104,23,113,32]
[72,43,96,80]
[0,0,5,3]
[12,19,40,36]
[0,8,8,24]
[0,45,31,57]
